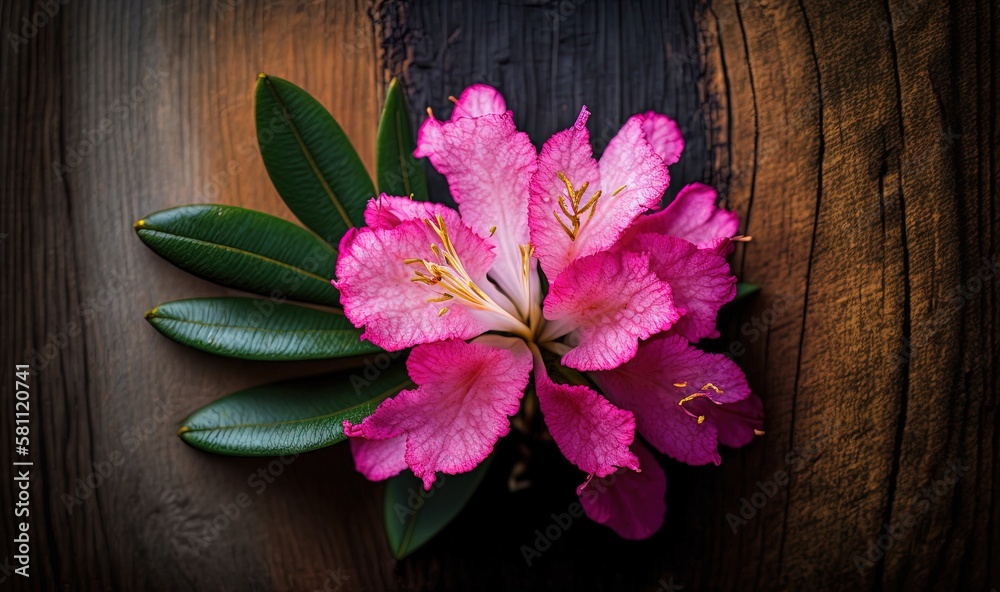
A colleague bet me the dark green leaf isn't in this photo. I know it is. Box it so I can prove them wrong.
[255,74,375,245]
[384,456,493,559]
[135,204,339,306]
[734,282,761,302]
[145,297,379,361]
[376,77,428,201]
[179,361,410,456]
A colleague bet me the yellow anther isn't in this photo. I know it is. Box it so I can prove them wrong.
[448,95,458,104]
[611,184,627,197]
[678,393,705,406]
[701,383,724,394]
[437,307,449,317]
[697,415,706,424]
[673,381,687,388]
[489,226,497,237]
[754,429,766,436]
[552,171,604,241]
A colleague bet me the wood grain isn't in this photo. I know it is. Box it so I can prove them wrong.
[1,0,996,590]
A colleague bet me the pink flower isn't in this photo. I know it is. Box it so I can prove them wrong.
[334,84,762,540]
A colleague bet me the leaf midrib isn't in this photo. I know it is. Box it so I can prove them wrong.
[138,228,334,284]
[151,316,352,333]
[261,74,355,231]
[182,380,412,434]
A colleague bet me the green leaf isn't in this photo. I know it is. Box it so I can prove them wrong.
[384,456,493,559]
[145,297,379,361]
[255,74,375,245]
[734,282,761,302]
[376,77,428,201]
[179,362,410,456]
[135,204,339,307]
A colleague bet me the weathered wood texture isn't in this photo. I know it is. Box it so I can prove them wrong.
[1,0,997,590]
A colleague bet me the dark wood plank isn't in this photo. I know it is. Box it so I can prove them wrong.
[380,0,998,590]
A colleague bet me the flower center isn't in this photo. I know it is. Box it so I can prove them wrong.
[406,214,535,340]
[552,171,626,241]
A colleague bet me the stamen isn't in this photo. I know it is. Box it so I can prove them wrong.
[678,393,707,406]
[754,429,766,436]
[611,184,628,197]
[488,226,497,237]
[448,95,458,104]
[403,214,532,340]
[673,381,687,388]
[701,383,724,394]
[552,171,605,241]
[697,415,706,424]
[732,235,753,242]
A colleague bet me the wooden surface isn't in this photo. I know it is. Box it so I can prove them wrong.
[1,0,996,590]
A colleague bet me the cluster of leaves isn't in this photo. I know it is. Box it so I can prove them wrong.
[135,75,475,558]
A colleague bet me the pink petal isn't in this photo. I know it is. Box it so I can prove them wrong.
[626,183,739,248]
[532,355,639,477]
[542,251,680,371]
[620,233,736,342]
[579,441,666,540]
[634,111,684,166]
[528,109,670,279]
[415,110,536,305]
[362,194,464,230]
[683,390,764,449]
[587,114,671,246]
[348,435,407,481]
[449,84,507,119]
[334,214,497,351]
[344,338,532,489]
[528,106,602,278]
[591,333,759,466]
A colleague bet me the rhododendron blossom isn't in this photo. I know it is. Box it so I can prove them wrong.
[334,84,763,539]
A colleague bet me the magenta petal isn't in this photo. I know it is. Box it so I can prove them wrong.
[543,250,680,371]
[533,356,639,477]
[627,183,739,248]
[579,441,666,540]
[344,338,532,489]
[334,215,497,351]
[415,110,536,303]
[362,194,455,230]
[347,435,408,481]
[528,106,602,278]
[621,233,736,342]
[529,108,671,279]
[449,84,508,119]
[684,391,764,449]
[591,333,758,466]
[634,111,684,166]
